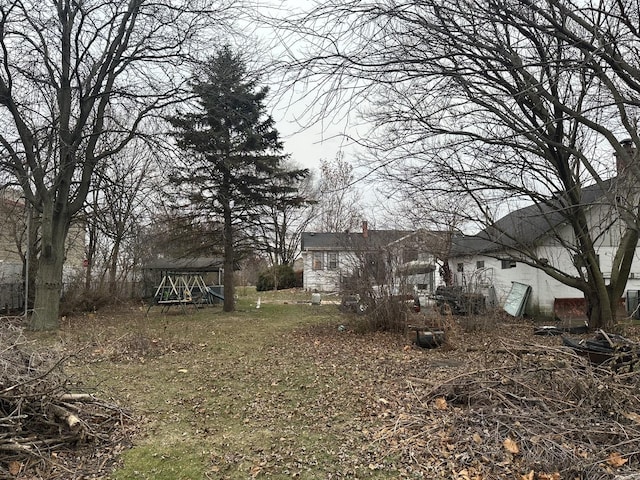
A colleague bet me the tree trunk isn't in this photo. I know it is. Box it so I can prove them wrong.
[223,203,235,313]
[23,204,38,314]
[30,205,69,331]
[108,238,121,295]
[585,282,614,331]
[440,261,453,287]
[84,246,93,290]
[603,227,640,331]
[85,215,98,290]
[273,264,279,291]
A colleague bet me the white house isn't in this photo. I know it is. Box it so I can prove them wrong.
[300,223,447,294]
[300,225,406,293]
[448,144,640,318]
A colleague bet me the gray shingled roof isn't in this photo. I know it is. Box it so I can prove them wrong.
[301,230,413,251]
[451,178,616,256]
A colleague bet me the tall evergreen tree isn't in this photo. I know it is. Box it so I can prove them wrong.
[168,46,307,312]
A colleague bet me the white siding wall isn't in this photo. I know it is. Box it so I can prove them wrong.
[302,250,359,292]
[451,215,640,317]
[451,254,578,316]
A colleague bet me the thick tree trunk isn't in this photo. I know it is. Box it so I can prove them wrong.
[585,283,614,331]
[30,206,69,331]
[583,226,638,332]
[23,204,38,314]
[223,253,235,312]
[602,227,640,331]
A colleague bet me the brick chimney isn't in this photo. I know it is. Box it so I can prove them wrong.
[616,138,637,174]
[362,220,368,238]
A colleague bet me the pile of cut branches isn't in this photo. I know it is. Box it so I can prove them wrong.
[0,322,133,479]
[380,339,640,480]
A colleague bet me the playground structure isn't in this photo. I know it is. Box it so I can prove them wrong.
[148,273,224,313]
[144,257,227,314]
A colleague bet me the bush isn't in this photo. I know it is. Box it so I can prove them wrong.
[344,292,412,334]
[256,264,296,291]
[60,287,116,315]
[364,294,411,333]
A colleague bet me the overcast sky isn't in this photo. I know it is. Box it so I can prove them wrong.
[240,0,366,176]
[271,104,362,173]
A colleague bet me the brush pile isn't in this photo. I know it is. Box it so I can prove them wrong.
[0,321,132,479]
[379,337,640,479]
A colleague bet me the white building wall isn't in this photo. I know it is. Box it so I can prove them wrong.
[451,227,640,318]
[451,254,575,316]
[450,256,533,309]
[445,193,640,316]
[302,250,359,292]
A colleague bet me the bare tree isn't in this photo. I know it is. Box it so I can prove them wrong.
[253,161,314,267]
[274,0,640,329]
[0,0,236,329]
[311,152,364,233]
[394,193,471,287]
[83,141,156,295]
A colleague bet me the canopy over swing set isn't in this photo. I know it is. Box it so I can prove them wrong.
[144,257,225,314]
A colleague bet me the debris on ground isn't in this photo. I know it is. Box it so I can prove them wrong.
[0,322,134,479]
[533,323,589,335]
[391,333,640,479]
[562,329,640,371]
[406,324,446,348]
[294,321,640,479]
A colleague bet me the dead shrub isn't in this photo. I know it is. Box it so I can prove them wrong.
[60,287,117,315]
[348,294,412,334]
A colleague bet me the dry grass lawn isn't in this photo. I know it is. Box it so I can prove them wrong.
[22,288,640,480]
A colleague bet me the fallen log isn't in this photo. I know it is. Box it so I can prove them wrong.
[48,404,83,431]
[59,393,96,402]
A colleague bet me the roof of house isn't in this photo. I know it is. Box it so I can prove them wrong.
[451,178,617,256]
[301,230,413,251]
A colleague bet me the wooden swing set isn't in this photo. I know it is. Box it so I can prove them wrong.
[147,272,224,314]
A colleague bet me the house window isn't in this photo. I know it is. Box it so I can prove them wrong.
[476,260,485,269]
[313,252,324,270]
[327,252,338,270]
[457,263,464,272]
[501,259,517,269]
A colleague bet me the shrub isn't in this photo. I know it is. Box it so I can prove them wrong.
[344,292,411,334]
[365,294,411,333]
[60,287,115,315]
[256,264,296,291]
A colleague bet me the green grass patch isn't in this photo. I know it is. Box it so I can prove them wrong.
[112,443,208,480]
[36,290,407,479]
